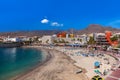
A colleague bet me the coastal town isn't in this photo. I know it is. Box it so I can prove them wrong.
[0,30,120,80]
[1,0,120,80]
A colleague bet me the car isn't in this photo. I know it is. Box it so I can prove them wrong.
[91,75,104,80]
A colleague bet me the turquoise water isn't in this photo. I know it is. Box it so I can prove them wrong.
[0,47,43,80]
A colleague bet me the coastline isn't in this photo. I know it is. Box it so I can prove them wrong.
[11,46,89,80]
[8,46,120,80]
[10,46,52,80]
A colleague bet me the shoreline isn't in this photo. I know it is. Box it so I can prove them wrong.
[10,46,53,80]
[12,46,89,80]
[9,46,119,80]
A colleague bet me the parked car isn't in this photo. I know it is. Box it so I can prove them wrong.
[91,75,104,80]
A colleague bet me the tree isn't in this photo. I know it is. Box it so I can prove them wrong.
[65,41,69,43]
[71,38,75,41]
[80,39,82,42]
[61,39,65,43]
[118,35,120,42]
[46,39,49,43]
[39,40,42,43]
[110,36,118,41]
[117,44,120,48]
[87,36,96,45]
[53,40,58,43]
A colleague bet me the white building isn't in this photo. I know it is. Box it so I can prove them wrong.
[76,34,88,45]
[114,33,120,37]
[20,37,30,41]
[3,37,21,42]
[38,35,53,44]
[52,34,88,45]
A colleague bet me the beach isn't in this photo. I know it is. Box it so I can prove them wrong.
[14,46,89,80]
[53,47,119,79]
[11,46,119,80]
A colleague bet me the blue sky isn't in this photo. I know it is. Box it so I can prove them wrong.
[0,0,120,32]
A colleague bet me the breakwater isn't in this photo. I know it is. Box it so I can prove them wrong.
[0,42,23,48]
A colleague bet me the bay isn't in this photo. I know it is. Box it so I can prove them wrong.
[0,47,43,80]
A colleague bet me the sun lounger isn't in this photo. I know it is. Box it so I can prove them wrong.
[76,69,82,74]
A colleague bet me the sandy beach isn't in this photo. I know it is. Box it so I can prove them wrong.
[11,46,119,80]
[13,46,89,80]
[53,47,119,79]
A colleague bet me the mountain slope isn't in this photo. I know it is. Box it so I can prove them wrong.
[0,24,120,37]
[77,24,120,34]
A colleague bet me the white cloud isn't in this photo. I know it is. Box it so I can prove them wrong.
[41,19,49,24]
[51,22,64,27]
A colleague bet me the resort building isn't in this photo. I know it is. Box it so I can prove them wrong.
[3,37,21,42]
[52,34,89,46]
[38,35,53,45]
[20,38,30,42]
[76,34,89,45]
[114,33,120,41]
[94,31,119,46]
[95,33,110,45]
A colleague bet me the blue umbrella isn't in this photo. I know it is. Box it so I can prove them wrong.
[94,61,100,66]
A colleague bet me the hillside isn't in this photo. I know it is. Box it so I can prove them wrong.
[77,24,120,34]
[0,24,120,37]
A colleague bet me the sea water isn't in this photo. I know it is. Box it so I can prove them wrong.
[0,47,43,80]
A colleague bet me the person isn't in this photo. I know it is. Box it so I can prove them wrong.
[103,70,107,76]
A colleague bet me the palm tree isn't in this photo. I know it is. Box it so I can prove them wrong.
[46,39,49,44]
[80,39,82,42]
[87,36,96,45]
[110,35,118,41]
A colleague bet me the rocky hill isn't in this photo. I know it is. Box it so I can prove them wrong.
[0,24,120,37]
[76,24,120,34]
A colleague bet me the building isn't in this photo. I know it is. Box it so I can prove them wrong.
[0,38,3,42]
[52,34,89,46]
[114,33,120,41]
[38,35,53,44]
[76,34,89,45]
[3,37,21,42]
[95,33,110,45]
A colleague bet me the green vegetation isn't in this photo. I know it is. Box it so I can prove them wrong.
[87,37,96,45]
[71,38,75,41]
[77,38,82,42]
[53,39,69,43]
[53,40,58,43]
[33,37,39,42]
[117,44,120,48]
[80,39,82,42]
[22,41,32,45]
[59,39,65,43]
[39,40,42,43]
[110,36,118,41]
[46,39,49,43]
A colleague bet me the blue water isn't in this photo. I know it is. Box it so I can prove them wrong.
[0,47,43,80]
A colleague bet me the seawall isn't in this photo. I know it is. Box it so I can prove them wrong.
[0,42,23,48]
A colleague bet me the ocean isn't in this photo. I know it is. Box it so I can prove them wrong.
[0,47,44,80]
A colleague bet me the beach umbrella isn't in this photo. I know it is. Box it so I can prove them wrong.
[94,61,100,67]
